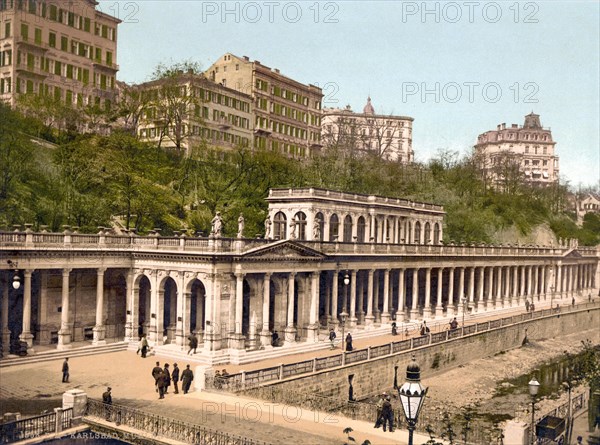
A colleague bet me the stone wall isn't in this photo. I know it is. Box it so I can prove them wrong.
[261,308,600,400]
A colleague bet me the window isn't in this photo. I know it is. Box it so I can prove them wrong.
[4,22,10,38]
[273,212,287,240]
[20,23,28,40]
[48,32,56,48]
[343,215,353,242]
[329,214,339,241]
[106,51,112,66]
[61,36,68,51]
[414,221,421,244]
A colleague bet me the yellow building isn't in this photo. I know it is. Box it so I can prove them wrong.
[0,0,119,108]
[205,53,323,158]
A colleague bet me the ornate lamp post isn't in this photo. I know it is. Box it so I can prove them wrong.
[7,260,20,289]
[398,355,428,445]
[340,273,350,351]
[529,377,540,445]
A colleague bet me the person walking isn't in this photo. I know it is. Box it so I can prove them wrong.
[449,317,458,330]
[391,322,397,336]
[525,299,530,312]
[420,321,430,336]
[374,393,386,428]
[381,395,394,432]
[151,361,162,392]
[61,358,70,383]
[328,328,337,349]
[572,296,575,307]
[187,335,198,355]
[157,370,168,399]
[171,363,180,394]
[102,387,112,420]
[139,335,149,358]
[181,364,194,394]
[163,363,171,394]
[345,333,353,352]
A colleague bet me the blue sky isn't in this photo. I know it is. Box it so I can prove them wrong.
[102,0,600,189]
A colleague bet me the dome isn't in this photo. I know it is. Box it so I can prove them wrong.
[405,356,421,381]
[363,96,375,115]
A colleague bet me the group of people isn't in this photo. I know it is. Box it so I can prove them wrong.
[151,361,194,398]
[524,299,536,312]
[373,392,394,432]
[326,328,353,351]
[213,369,230,389]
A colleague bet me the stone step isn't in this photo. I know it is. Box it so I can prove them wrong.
[0,342,128,368]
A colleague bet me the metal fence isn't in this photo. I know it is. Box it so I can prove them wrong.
[85,399,270,445]
[0,408,73,444]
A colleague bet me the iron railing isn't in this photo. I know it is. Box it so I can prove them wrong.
[85,399,269,445]
[0,408,73,444]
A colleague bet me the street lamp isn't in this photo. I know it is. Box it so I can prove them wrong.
[398,355,428,445]
[528,377,540,445]
[7,260,20,290]
[340,273,350,352]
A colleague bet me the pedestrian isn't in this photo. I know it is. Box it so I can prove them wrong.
[374,393,386,428]
[381,395,394,432]
[525,299,530,312]
[530,302,535,312]
[572,296,575,307]
[214,370,222,389]
[345,333,353,352]
[449,317,458,330]
[62,358,70,383]
[139,334,149,358]
[328,328,337,349]
[576,436,583,445]
[271,330,279,347]
[171,363,180,394]
[187,335,197,355]
[391,322,397,336]
[102,387,112,420]
[181,364,194,394]
[420,321,430,336]
[152,361,162,393]
[157,370,168,399]
[163,363,171,394]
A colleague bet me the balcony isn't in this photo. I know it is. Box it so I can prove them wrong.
[92,60,119,71]
[15,62,48,78]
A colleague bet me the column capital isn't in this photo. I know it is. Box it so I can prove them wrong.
[23,269,34,276]
[62,268,72,276]
[97,267,107,275]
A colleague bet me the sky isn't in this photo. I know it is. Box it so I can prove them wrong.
[100,0,600,189]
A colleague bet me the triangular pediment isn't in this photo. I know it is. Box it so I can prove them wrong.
[564,249,582,258]
[242,240,326,261]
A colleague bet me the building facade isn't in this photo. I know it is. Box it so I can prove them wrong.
[475,113,559,186]
[135,72,253,153]
[322,98,414,163]
[0,0,119,109]
[1,188,598,364]
[205,53,323,158]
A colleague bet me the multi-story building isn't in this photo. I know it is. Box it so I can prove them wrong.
[322,98,414,163]
[475,113,559,186]
[135,72,253,153]
[205,53,323,158]
[0,0,119,109]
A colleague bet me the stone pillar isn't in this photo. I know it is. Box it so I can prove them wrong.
[284,272,297,344]
[504,266,510,306]
[527,265,533,300]
[306,272,319,342]
[349,270,358,328]
[124,270,136,342]
[57,268,72,350]
[540,266,546,301]
[435,268,444,317]
[423,268,431,318]
[62,389,87,423]
[331,272,339,326]
[468,267,475,304]
[512,266,519,306]
[175,272,186,348]
[477,267,485,312]
[357,274,364,324]
[382,269,391,324]
[365,269,375,327]
[457,267,465,309]
[148,271,159,344]
[532,266,539,300]
[229,272,245,349]
[520,266,526,302]
[447,267,455,316]
[496,266,503,307]
[1,278,10,349]
[260,273,272,347]
[398,268,406,320]
[92,268,106,346]
[409,268,420,320]
[17,270,34,351]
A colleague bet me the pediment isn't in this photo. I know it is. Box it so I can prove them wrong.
[242,240,325,261]
[564,249,582,258]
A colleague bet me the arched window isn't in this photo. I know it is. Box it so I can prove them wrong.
[314,212,324,241]
[407,221,412,243]
[414,221,421,244]
[424,222,431,245]
[343,215,353,242]
[329,214,339,241]
[357,216,366,242]
[433,223,440,244]
[386,217,394,242]
[273,212,287,240]
[294,211,307,240]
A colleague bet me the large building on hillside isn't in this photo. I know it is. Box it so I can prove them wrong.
[474,113,559,186]
[205,53,323,158]
[322,98,414,163]
[135,72,253,153]
[0,0,120,109]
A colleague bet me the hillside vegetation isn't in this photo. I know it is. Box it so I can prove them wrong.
[1,103,598,245]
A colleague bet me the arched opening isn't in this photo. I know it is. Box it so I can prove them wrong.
[433,223,440,244]
[189,279,206,339]
[294,211,307,240]
[273,211,287,240]
[162,277,178,344]
[424,222,431,245]
[137,275,151,338]
[414,221,421,244]
[357,216,366,242]
[329,214,339,241]
[314,212,324,241]
[343,215,353,242]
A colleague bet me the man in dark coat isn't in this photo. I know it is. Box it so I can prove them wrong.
[345,333,353,351]
[163,363,171,394]
[157,370,168,399]
[102,387,112,420]
[187,335,198,355]
[181,364,194,394]
[171,363,180,394]
[381,396,394,432]
[62,358,69,383]
[151,361,162,392]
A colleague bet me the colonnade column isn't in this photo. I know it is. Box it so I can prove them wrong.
[435,268,444,318]
[175,272,186,348]
[540,266,546,301]
[230,272,245,349]
[527,265,533,301]
[409,268,420,320]
[306,272,320,342]
[423,268,431,318]
[447,267,455,316]
[477,267,485,312]
[496,267,503,307]
[259,273,272,347]
[457,267,465,315]
[365,269,375,327]
[468,267,475,305]
[382,269,391,324]
[284,272,297,344]
[331,272,339,328]
[1,278,10,348]
[504,266,510,306]
[124,270,136,342]
[92,268,106,346]
[533,266,539,301]
[512,266,519,306]
[349,270,358,328]
[19,270,34,351]
[486,266,494,310]
[397,269,406,321]
[57,268,72,350]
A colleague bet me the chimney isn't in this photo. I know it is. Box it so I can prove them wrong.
[497,124,501,131]
[512,124,518,128]
[274,68,280,74]
[243,55,249,61]
[501,123,506,129]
